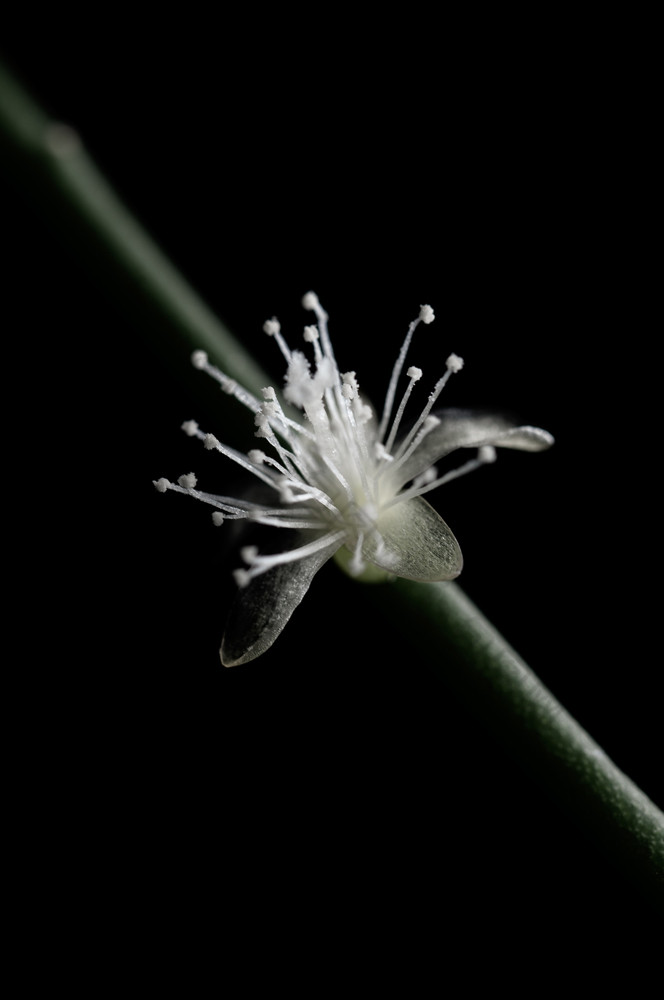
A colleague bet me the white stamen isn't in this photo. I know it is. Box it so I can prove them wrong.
[387,448,494,508]
[264,317,292,364]
[383,365,426,455]
[378,310,430,443]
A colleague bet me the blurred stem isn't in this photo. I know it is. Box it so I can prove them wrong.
[2,58,662,908]
[0,59,268,409]
[367,578,663,910]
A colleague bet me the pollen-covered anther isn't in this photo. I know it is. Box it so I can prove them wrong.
[154,477,170,492]
[212,511,225,526]
[302,291,320,311]
[478,445,497,464]
[419,304,435,324]
[178,472,197,489]
[446,353,464,373]
[181,420,199,436]
[407,366,423,381]
[303,325,318,343]
[233,568,251,589]
[254,413,270,437]
[204,433,219,449]
[191,350,208,369]
[262,386,277,401]
[412,467,438,488]
[241,545,259,564]
[248,449,267,464]
[263,318,280,336]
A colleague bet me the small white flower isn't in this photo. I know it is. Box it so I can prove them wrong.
[155,293,553,666]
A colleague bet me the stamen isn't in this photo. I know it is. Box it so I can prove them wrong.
[234,528,347,586]
[263,317,292,363]
[380,415,441,481]
[383,364,423,455]
[386,447,496,507]
[190,351,263,414]
[393,354,464,462]
[349,534,366,576]
[302,291,337,372]
[378,305,434,443]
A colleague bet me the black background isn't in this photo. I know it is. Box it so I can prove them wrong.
[2,18,661,972]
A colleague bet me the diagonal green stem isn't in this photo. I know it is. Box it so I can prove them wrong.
[366,578,664,909]
[0,59,270,404]
[2,59,662,909]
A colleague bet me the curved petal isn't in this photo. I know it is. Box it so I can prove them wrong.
[392,408,554,489]
[360,496,463,582]
[220,538,339,666]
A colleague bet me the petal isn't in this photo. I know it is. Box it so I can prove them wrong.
[393,408,554,489]
[361,496,463,582]
[220,539,338,666]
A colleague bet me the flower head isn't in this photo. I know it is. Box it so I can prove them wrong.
[155,293,553,666]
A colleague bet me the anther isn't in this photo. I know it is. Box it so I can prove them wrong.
[178,473,197,489]
[263,318,280,336]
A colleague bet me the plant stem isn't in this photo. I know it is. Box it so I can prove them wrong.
[368,578,664,909]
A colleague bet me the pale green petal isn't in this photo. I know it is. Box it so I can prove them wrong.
[394,408,554,489]
[220,540,338,666]
[360,496,463,582]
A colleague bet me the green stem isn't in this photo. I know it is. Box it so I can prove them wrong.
[2,58,662,908]
[0,59,270,407]
[368,578,664,909]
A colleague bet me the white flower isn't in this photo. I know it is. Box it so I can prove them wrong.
[155,293,553,666]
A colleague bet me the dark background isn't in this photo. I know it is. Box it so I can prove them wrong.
[2,19,661,967]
